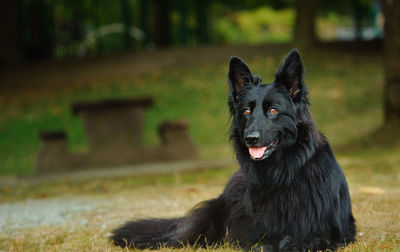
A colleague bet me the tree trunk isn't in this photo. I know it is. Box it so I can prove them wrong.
[0,0,22,64]
[294,0,317,49]
[25,0,54,59]
[92,0,103,53]
[139,0,150,47]
[194,0,210,44]
[178,0,190,45]
[121,0,133,51]
[383,0,400,124]
[153,0,171,47]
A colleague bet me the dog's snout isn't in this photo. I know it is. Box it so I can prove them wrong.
[245,132,260,145]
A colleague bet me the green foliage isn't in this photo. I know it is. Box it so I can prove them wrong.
[18,0,299,58]
[213,7,294,44]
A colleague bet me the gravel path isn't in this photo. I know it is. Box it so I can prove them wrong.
[0,197,99,232]
[0,160,234,235]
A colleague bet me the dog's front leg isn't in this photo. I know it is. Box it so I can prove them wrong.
[252,236,297,252]
[253,244,274,252]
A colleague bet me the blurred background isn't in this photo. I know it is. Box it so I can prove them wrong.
[1,0,400,250]
[0,0,385,61]
[2,0,399,176]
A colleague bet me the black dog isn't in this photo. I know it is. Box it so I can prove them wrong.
[111,49,356,251]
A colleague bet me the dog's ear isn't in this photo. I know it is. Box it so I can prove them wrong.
[274,49,306,100]
[228,56,253,100]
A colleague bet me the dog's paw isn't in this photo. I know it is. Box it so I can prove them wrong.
[253,244,274,252]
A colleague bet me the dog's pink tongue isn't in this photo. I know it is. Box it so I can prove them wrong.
[248,147,267,159]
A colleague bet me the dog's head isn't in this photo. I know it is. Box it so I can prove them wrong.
[228,49,310,161]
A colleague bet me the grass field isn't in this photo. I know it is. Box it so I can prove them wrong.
[1,153,399,251]
[0,45,399,251]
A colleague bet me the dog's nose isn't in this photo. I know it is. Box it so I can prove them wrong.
[245,132,260,145]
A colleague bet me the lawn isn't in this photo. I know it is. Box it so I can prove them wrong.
[0,44,399,251]
[0,153,399,251]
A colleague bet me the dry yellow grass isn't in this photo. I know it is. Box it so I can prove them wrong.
[1,149,400,252]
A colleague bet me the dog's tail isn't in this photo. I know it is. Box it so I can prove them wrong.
[111,217,184,249]
[111,197,227,249]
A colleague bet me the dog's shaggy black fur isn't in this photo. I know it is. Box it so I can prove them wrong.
[111,49,356,251]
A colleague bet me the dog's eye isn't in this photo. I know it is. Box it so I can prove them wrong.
[243,109,251,116]
[269,108,278,115]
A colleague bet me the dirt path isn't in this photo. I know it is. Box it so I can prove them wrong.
[0,159,235,187]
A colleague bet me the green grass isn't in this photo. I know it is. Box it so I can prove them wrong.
[0,47,385,175]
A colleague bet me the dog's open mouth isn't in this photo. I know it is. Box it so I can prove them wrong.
[248,137,279,160]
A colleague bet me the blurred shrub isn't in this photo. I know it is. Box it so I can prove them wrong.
[213,7,294,44]
[317,12,353,41]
